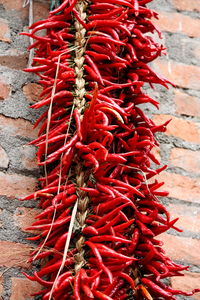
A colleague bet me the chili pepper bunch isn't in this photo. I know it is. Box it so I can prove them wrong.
[21,0,200,299]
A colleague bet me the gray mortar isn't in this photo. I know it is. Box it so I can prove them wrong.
[0,0,199,299]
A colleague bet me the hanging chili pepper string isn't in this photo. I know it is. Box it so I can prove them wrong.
[21,0,200,299]
[49,1,89,298]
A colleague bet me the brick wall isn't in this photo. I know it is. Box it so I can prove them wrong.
[0,0,199,299]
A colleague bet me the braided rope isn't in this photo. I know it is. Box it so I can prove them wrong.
[74,0,87,114]
[74,0,89,273]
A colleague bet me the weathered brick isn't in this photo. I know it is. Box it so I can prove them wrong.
[0,146,9,169]
[0,241,31,268]
[171,272,200,299]
[23,83,42,103]
[0,276,3,297]
[10,277,41,300]
[14,207,41,233]
[0,115,38,139]
[0,0,49,21]
[168,204,200,233]
[157,172,200,203]
[172,0,200,12]
[0,0,24,11]
[0,18,11,43]
[153,114,200,144]
[154,12,200,37]
[20,145,37,170]
[154,60,200,90]
[170,148,200,174]
[194,45,200,61]
[0,49,27,70]
[160,234,200,265]
[33,1,49,22]
[0,78,10,101]
[174,90,200,117]
[0,172,36,199]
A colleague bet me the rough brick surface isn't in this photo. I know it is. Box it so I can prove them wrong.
[0,0,49,21]
[0,146,9,169]
[154,60,200,90]
[174,90,200,117]
[172,0,200,12]
[0,49,28,70]
[0,78,10,101]
[0,18,11,43]
[23,83,42,103]
[170,148,200,174]
[153,114,200,143]
[171,273,200,299]
[10,277,41,300]
[168,204,200,233]
[14,207,41,233]
[0,172,37,199]
[154,12,200,37]
[160,234,200,265]
[158,172,200,203]
[0,241,31,268]
[0,115,38,139]
[20,145,38,170]
[0,276,3,297]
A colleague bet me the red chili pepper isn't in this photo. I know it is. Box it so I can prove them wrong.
[85,241,113,284]
[92,290,113,300]
[95,243,137,262]
[141,278,173,298]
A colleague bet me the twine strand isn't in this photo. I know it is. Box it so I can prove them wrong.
[23,0,34,67]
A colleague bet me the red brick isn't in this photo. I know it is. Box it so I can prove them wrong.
[174,90,200,117]
[160,233,200,265]
[172,0,200,12]
[153,114,200,144]
[0,115,38,139]
[0,0,25,11]
[194,45,200,61]
[0,241,31,268]
[33,2,49,22]
[170,148,200,174]
[154,60,200,90]
[0,146,9,169]
[0,0,49,21]
[154,12,200,37]
[14,207,41,233]
[20,145,38,170]
[0,78,10,101]
[0,276,3,296]
[168,204,200,233]
[23,83,42,103]
[171,272,200,299]
[0,49,27,70]
[0,18,11,43]
[10,277,41,300]
[157,172,200,203]
[0,172,37,199]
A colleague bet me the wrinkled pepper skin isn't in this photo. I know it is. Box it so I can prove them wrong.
[21,0,200,299]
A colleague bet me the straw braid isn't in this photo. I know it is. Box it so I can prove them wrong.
[74,0,89,273]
